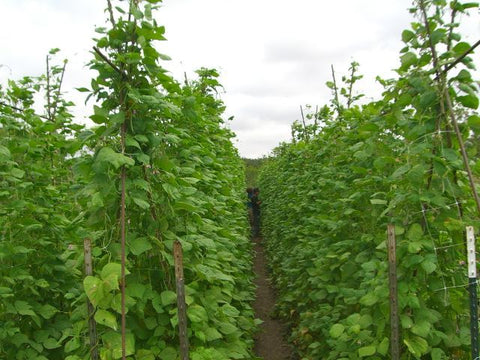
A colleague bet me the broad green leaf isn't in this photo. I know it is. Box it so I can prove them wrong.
[400,52,417,69]
[160,290,177,306]
[10,168,25,179]
[430,29,446,44]
[453,41,471,55]
[360,292,378,306]
[90,105,109,124]
[126,136,141,149]
[101,262,129,281]
[37,304,58,319]
[358,345,376,357]
[468,115,480,131]
[377,337,389,356]
[402,30,415,42]
[94,309,118,330]
[15,300,35,316]
[43,337,61,349]
[188,304,208,323]
[157,156,175,171]
[195,236,216,249]
[129,237,152,255]
[159,347,177,360]
[458,94,479,109]
[0,145,11,160]
[174,200,198,211]
[419,90,437,108]
[411,320,431,337]
[132,197,150,209]
[407,223,423,241]
[103,331,135,358]
[111,293,135,314]
[431,347,445,360]
[65,337,80,353]
[359,314,373,328]
[83,276,103,307]
[329,323,345,338]
[218,321,238,335]
[457,69,472,81]
[391,164,410,179]
[95,147,135,169]
[136,152,150,164]
[421,259,437,274]
[125,283,146,298]
[110,111,125,124]
[395,225,405,235]
[370,199,387,205]
[408,241,422,253]
[404,335,428,357]
[205,327,222,341]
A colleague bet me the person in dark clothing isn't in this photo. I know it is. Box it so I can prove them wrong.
[251,188,261,237]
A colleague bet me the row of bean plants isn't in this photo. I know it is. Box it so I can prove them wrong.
[0,1,256,359]
[259,1,480,359]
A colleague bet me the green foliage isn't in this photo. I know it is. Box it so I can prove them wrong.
[259,1,480,359]
[0,56,85,359]
[1,1,255,358]
[243,157,267,188]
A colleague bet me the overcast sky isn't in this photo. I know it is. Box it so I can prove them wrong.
[1,1,479,158]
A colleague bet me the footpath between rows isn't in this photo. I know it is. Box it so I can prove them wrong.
[252,236,295,360]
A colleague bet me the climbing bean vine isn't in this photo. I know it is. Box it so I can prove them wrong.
[259,1,480,359]
[1,1,256,359]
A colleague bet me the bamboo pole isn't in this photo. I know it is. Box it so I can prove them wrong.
[174,240,189,360]
[387,225,400,360]
[83,238,99,360]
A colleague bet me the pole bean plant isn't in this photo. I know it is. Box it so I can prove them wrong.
[259,1,479,359]
[1,1,256,359]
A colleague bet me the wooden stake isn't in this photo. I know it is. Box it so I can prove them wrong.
[120,121,127,360]
[387,225,400,360]
[83,238,99,360]
[174,240,189,360]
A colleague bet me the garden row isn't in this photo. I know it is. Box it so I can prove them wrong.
[259,1,480,359]
[0,1,255,359]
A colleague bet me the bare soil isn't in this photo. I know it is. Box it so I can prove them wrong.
[252,237,295,360]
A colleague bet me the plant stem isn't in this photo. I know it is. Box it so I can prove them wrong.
[106,0,116,26]
[120,120,127,360]
[330,65,341,115]
[46,55,52,121]
[347,63,355,109]
[299,105,307,140]
[50,60,67,121]
[437,39,480,79]
[0,101,49,120]
[419,0,480,216]
[93,47,126,78]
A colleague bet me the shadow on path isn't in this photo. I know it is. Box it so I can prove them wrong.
[252,237,294,360]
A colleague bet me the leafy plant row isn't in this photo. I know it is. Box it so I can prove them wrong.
[259,1,480,359]
[0,1,256,359]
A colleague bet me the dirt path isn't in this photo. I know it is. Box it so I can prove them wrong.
[253,237,294,360]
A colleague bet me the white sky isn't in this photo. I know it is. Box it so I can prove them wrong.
[1,1,479,158]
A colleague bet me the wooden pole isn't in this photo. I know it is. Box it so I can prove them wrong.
[466,226,479,360]
[174,240,189,360]
[83,238,99,360]
[387,225,400,360]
